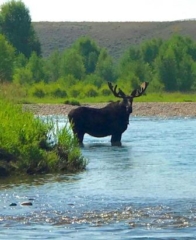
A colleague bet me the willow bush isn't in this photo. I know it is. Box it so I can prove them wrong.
[0,98,86,177]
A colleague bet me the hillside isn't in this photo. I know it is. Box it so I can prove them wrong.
[33,20,196,60]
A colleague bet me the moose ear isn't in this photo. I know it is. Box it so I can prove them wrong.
[130,82,149,98]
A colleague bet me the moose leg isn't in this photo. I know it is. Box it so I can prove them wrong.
[71,126,84,145]
[77,132,84,145]
[111,133,122,146]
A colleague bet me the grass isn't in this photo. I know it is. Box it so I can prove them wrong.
[1,82,196,104]
[20,92,196,104]
[0,98,87,177]
[74,91,196,104]
[135,92,196,102]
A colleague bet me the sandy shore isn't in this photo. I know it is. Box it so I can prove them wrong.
[23,102,196,117]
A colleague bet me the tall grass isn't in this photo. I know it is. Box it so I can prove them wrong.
[0,98,86,177]
[1,82,196,104]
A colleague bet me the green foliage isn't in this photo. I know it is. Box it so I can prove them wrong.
[0,98,86,177]
[95,48,116,82]
[118,48,143,80]
[147,78,164,93]
[51,87,67,98]
[14,53,28,68]
[13,66,33,85]
[64,99,80,106]
[0,34,15,82]
[0,82,27,102]
[0,99,50,170]
[30,82,47,98]
[122,47,142,64]
[61,48,85,79]
[1,29,196,100]
[99,84,112,96]
[83,74,104,88]
[154,35,196,91]
[45,50,62,82]
[118,34,196,92]
[27,52,45,82]
[83,84,99,97]
[73,36,100,74]
[57,75,77,88]
[54,124,87,171]
[33,88,46,98]
[69,83,83,98]
[27,82,70,100]
[155,47,178,91]
[0,0,41,58]
[141,38,163,64]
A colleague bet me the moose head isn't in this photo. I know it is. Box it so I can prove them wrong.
[68,81,149,146]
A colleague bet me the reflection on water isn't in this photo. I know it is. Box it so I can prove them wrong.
[0,116,196,239]
[0,173,81,189]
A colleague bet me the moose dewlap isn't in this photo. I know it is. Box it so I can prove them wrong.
[68,82,149,146]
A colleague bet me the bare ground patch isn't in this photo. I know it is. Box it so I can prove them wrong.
[23,102,196,117]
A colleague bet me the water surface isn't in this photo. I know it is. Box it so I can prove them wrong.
[0,116,196,239]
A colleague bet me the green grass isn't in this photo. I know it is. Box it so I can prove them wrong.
[14,92,196,104]
[1,82,196,104]
[134,92,196,102]
[0,98,87,177]
[63,92,196,104]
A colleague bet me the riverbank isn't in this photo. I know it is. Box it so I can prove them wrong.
[23,102,196,117]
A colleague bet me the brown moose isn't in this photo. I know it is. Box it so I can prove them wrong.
[68,82,149,146]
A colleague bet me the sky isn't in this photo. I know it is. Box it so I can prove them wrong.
[0,0,195,22]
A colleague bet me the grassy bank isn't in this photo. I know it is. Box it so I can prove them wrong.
[0,98,87,177]
[1,82,196,104]
[21,92,196,104]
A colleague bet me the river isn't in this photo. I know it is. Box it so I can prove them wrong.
[0,116,196,239]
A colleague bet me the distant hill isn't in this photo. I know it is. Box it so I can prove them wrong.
[33,20,196,60]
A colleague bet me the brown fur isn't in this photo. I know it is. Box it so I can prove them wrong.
[68,82,148,146]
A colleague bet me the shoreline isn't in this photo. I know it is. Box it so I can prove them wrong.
[23,102,196,117]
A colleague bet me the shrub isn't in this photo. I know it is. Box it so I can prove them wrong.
[99,85,112,96]
[64,99,80,106]
[0,82,27,102]
[69,84,83,98]
[30,82,48,98]
[83,85,98,97]
[0,99,86,177]
[33,88,46,98]
[51,88,67,98]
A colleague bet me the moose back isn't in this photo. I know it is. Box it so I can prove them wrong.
[68,82,149,146]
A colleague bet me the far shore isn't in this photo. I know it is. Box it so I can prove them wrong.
[23,102,196,117]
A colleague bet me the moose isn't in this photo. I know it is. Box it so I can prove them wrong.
[68,82,149,146]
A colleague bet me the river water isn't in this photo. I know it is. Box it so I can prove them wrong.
[0,116,196,239]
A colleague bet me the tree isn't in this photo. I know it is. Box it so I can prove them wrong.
[141,38,162,64]
[96,49,116,82]
[0,0,41,58]
[154,35,196,91]
[61,49,85,80]
[118,46,142,78]
[13,66,33,85]
[177,56,196,91]
[74,37,100,74]
[155,47,178,91]
[118,45,151,86]
[45,50,62,82]
[26,52,45,82]
[0,34,15,82]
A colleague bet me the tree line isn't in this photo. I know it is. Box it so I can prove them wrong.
[1,0,196,95]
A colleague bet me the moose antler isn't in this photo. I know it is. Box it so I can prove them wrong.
[108,82,126,98]
[130,82,149,98]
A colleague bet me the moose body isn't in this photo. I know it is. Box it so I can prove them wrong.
[68,82,148,146]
